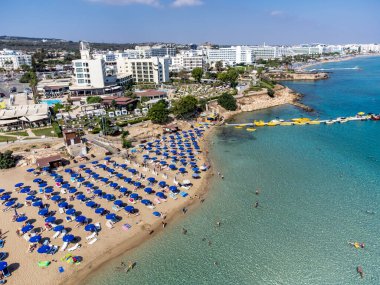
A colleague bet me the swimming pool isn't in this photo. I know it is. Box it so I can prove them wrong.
[40,99,63,106]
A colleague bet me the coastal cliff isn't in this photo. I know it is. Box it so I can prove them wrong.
[266,72,328,81]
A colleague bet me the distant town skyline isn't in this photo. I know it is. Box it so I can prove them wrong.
[1,0,380,45]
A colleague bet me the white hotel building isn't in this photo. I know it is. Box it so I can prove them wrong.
[205,46,255,65]
[0,49,32,70]
[70,42,132,96]
[170,50,205,71]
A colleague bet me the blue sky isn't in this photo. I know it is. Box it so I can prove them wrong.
[1,0,379,44]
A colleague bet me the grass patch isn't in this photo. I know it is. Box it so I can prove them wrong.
[7,131,29,137]
[32,127,57,137]
[0,136,17,142]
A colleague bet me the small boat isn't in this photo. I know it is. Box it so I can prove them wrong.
[325,120,335,125]
[371,115,380,121]
[308,120,321,125]
[246,128,256,132]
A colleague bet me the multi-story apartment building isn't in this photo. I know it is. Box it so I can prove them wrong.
[170,52,205,71]
[0,49,32,70]
[116,57,169,84]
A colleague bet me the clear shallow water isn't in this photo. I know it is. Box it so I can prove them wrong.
[85,57,380,285]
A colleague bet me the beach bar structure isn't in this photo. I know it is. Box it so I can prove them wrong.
[35,154,63,169]
[0,104,51,131]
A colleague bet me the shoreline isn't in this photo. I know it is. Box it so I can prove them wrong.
[61,127,216,285]
[299,53,380,71]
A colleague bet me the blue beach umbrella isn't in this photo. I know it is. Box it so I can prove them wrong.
[84,224,96,232]
[85,169,92,174]
[32,200,43,207]
[61,183,70,189]
[169,186,178,192]
[134,182,141,188]
[20,188,30,194]
[62,234,75,242]
[15,183,24,188]
[144,187,153,194]
[114,200,123,206]
[124,178,132,183]
[179,168,186,173]
[79,164,86,169]
[0,189,4,193]
[38,208,49,216]
[101,178,109,183]
[119,187,128,193]
[91,161,98,165]
[69,187,77,194]
[0,195,10,201]
[158,181,166,187]
[105,194,114,201]
[33,178,42,183]
[156,192,165,198]
[44,187,54,194]
[106,213,116,220]
[16,216,28,222]
[147,177,155,183]
[55,178,63,183]
[26,195,35,201]
[77,177,85,182]
[4,200,15,207]
[71,173,79,178]
[66,208,76,216]
[27,168,35,173]
[39,182,47,188]
[53,225,64,232]
[22,224,34,233]
[58,202,68,208]
[153,211,161,217]
[141,199,151,205]
[94,189,102,196]
[37,245,51,254]
[76,194,86,201]
[110,182,118,188]
[86,201,96,208]
[124,206,134,213]
[29,235,42,243]
[130,193,139,199]
[64,169,72,173]
[75,216,86,223]
[45,216,56,223]
[104,157,111,161]
[95,208,105,214]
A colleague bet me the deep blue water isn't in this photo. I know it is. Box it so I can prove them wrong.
[85,56,380,285]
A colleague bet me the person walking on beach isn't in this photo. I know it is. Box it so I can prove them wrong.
[254,201,259,208]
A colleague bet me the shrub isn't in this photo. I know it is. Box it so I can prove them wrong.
[52,121,63,137]
[0,150,17,169]
[267,88,275,98]
[217,93,237,111]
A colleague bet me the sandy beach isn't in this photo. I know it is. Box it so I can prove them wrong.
[299,54,380,70]
[0,124,214,285]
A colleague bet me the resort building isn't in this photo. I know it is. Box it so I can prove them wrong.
[116,57,169,84]
[0,49,32,70]
[205,46,255,65]
[70,42,132,96]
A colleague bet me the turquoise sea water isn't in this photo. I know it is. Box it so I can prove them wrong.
[85,57,380,285]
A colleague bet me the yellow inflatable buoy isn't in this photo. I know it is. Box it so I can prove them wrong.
[246,128,256,132]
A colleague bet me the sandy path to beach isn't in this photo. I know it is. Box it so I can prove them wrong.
[0,125,212,285]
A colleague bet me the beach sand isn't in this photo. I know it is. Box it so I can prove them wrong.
[0,125,214,285]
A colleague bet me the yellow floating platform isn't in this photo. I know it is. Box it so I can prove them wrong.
[246,128,256,132]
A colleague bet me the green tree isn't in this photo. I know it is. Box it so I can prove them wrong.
[191,67,204,83]
[0,151,17,169]
[52,122,63,138]
[29,71,39,104]
[122,139,133,149]
[147,100,170,124]
[215,61,223,72]
[111,100,117,109]
[267,88,275,98]
[178,70,189,82]
[217,68,239,87]
[198,98,208,111]
[86,96,103,104]
[217,93,237,111]
[20,64,31,72]
[53,103,64,113]
[172,95,198,119]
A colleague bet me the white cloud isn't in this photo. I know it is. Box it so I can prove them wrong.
[87,0,160,6]
[270,10,284,16]
[172,0,203,8]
